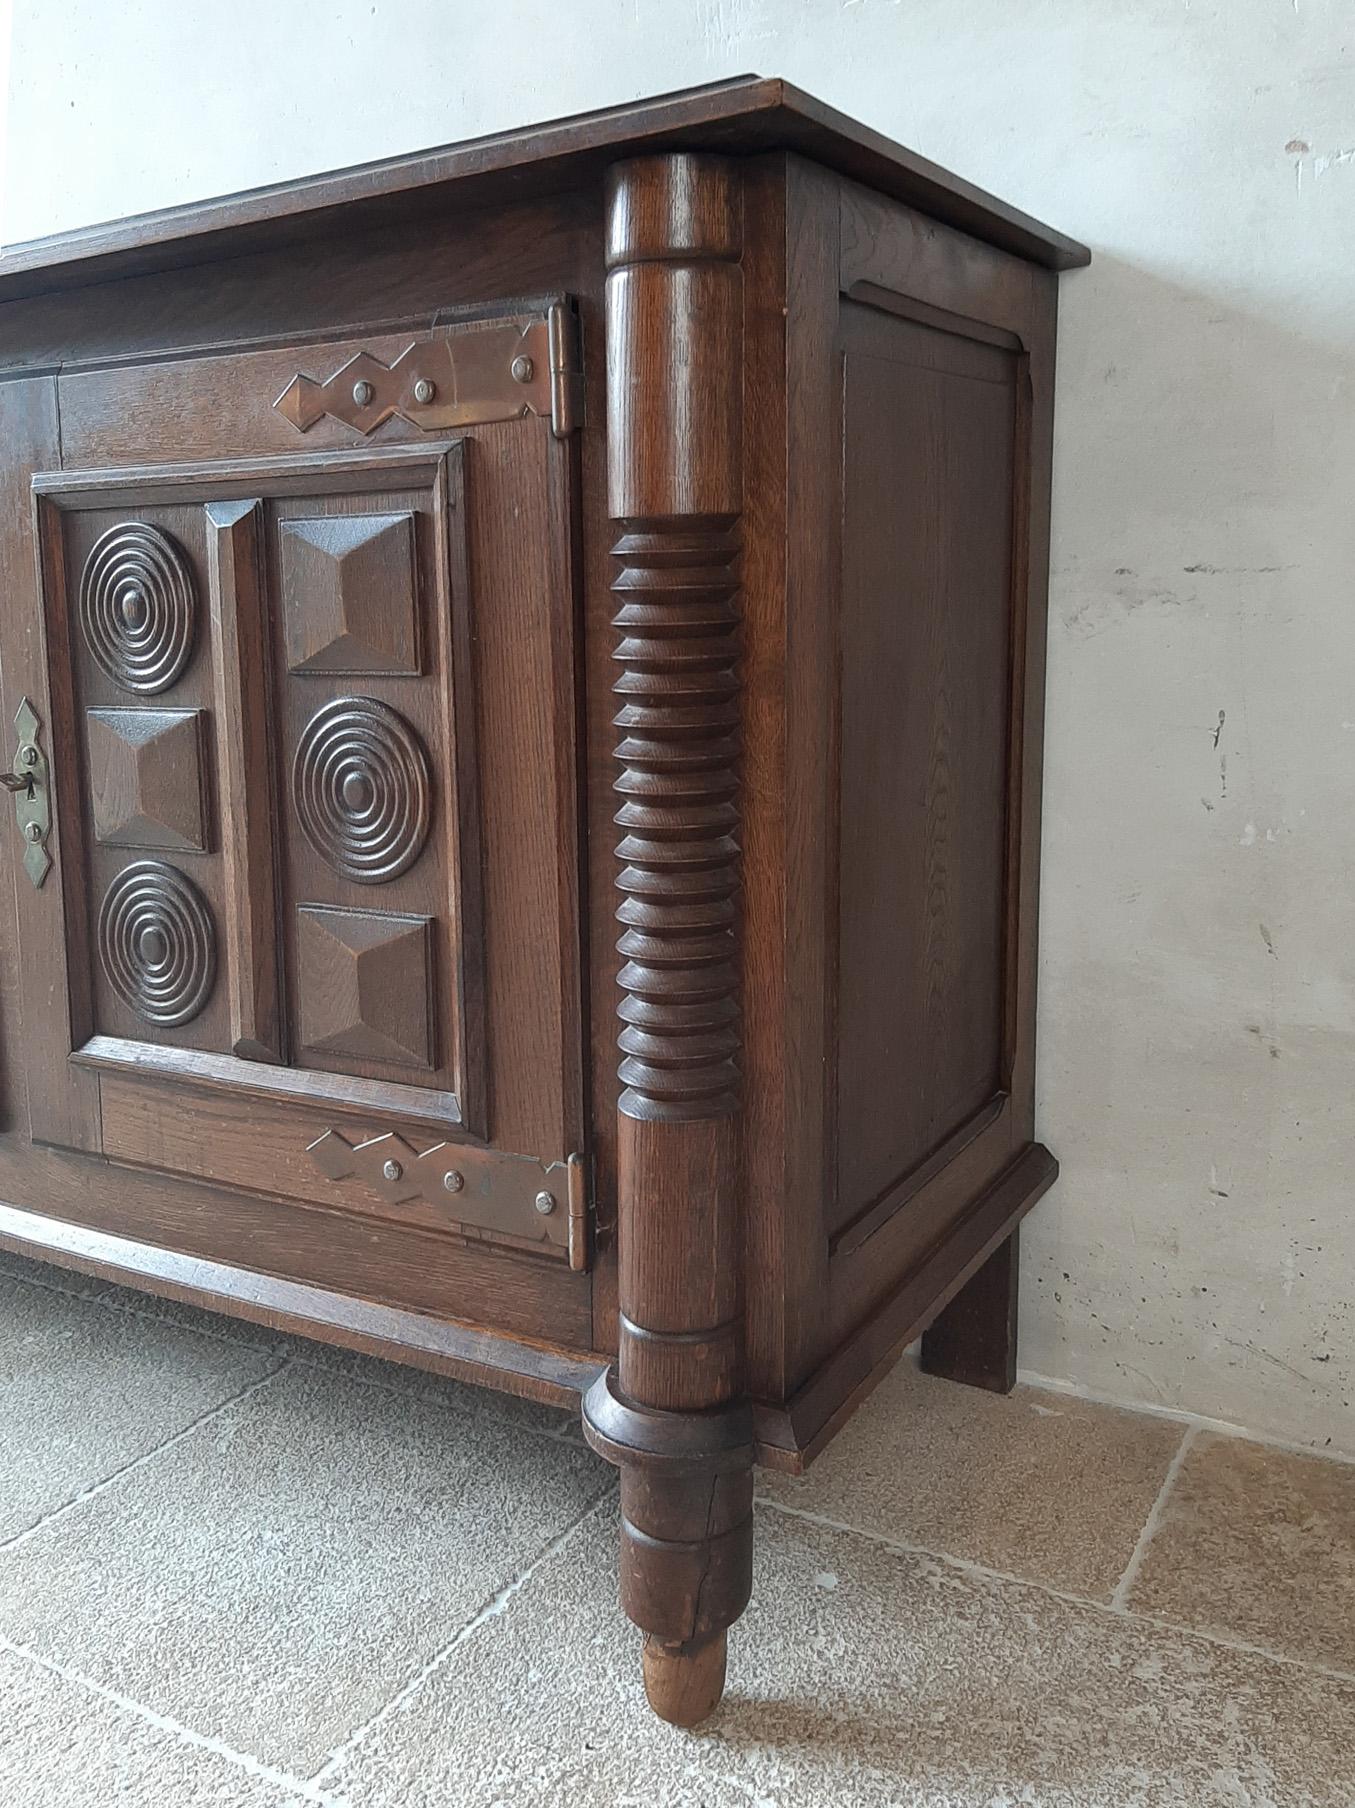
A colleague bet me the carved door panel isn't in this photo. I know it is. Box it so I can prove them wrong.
[16,309,585,1269]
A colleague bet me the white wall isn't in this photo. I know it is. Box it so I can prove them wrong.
[5,1,1352,1457]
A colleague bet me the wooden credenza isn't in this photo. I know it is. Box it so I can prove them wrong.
[0,79,1087,1723]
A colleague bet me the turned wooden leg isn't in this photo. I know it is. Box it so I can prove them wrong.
[585,150,752,1725]
[921,1227,1021,1393]
[585,1359,754,1727]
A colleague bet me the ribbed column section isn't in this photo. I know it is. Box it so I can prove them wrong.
[612,518,740,1121]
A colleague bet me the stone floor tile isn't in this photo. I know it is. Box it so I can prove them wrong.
[0,1245,287,1348]
[759,1358,1184,1598]
[1126,1431,1355,1670]
[0,1241,583,1440]
[0,1362,612,1777]
[0,1273,279,1543]
[274,1334,584,1441]
[0,1645,302,1807]
[328,1505,1355,1808]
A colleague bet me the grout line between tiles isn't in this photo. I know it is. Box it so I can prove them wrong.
[0,1258,284,1353]
[1110,1423,1196,1610]
[1,1257,586,1453]
[1018,1365,1355,1470]
[0,1629,339,1805]
[756,1493,1355,1690]
[278,1346,585,1451]
[308,1482,617,1791]
[0,1359,290,1555]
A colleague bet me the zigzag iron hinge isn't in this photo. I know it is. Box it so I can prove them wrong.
[275,299,583,440]
[308,1128,591,1272]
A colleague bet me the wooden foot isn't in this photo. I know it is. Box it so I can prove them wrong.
[582,1369,754,1726]
[921,1227,1020,1393]
[643,1631,728,1727]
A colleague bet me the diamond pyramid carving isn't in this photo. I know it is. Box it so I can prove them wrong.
[280,512,420,675]
[297,905,434,1069]
[87,708,208,851]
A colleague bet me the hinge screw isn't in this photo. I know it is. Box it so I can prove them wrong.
[353,379,375,407]
[24,822,42,843]
[382,1158,403,1182]
[443,1170,464,1194]
[413,378,436,404]
[534,1189,556,1216]
[511,355,534,385]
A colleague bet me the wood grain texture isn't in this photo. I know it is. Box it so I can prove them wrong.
[280,510,421,675]
[758,1145,1056,1471]
[0,1135,593,1346]
[611,522,741,1119]
[86,707,209,852]
[920,1225,1020,1393]
[297,905,434,1069]
[582,154,753,1725]
[96,858,218,1027]
[0,384,94,1144]
[833,301,1015,1232]
[206,498,284,1063]
[0,100,1085,1726]
[23,489,104,1150]
[739,153,840,1403]
[78,520,198,694]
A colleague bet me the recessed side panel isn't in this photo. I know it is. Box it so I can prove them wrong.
[832,299,1017,1241]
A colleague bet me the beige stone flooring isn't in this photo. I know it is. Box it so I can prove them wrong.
[1,1247,1352,1806]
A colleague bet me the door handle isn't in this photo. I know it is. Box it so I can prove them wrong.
[4,699,52,888]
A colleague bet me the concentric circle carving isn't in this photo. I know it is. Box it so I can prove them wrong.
[98,860,217,1026]
[80,522,198,694]
[292,696,432,883]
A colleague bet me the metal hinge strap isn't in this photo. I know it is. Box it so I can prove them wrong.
[273,300,583,440]
[547,301,584,438]
[566,1151,590,1273]
[308,1127,591,1270]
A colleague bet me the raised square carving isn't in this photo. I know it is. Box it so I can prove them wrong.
[280,512,420,675]
[297,905,434,1069]
[87,708,209,852]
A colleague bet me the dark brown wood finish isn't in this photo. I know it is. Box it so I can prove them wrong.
[580,153,754,1726]
[921,1227,1021,1394]
[0,83,1083,1725]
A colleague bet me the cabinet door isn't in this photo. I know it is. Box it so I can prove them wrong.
[12,309,585,1269]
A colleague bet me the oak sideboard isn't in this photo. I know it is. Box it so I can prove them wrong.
[0,78,1087,1723]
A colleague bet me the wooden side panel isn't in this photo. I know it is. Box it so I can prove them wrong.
[774,174,1060,1366]
[833,302,1016,1233]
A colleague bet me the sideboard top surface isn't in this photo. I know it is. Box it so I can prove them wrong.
[0,75,1090,304]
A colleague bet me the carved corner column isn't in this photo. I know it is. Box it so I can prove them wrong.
[581,153,753,1727]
